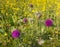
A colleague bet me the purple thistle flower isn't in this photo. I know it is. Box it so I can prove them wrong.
[45,19,53,27]
[12,29,20,38]
[29,4,33,8]
[23,18,27,23]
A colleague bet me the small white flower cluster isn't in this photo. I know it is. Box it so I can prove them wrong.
[37,38,45,45]
[28,18,34,23]
[35,11,42,18]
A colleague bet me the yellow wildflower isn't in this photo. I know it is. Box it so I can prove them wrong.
[10,3,13,7]
[13,8,19,11]
[4,33,7,36]
[6,13,8,16]
[16,8,20,11]
[6,1,10,4]
[32,9,36,12]
[1,10,5,13]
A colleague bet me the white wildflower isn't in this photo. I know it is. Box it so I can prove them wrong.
[35,11,42,18]
[38,38,45,45]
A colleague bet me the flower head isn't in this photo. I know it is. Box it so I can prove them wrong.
[38,38,45,45]
[35,11,42,18]
[29,4,33,8]
[23,18,28,23]
[45,19,53,27]
[12,29,20,38]
[28,18,34,23]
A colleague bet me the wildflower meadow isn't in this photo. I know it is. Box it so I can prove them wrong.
[0,0,60,47]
